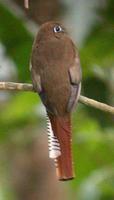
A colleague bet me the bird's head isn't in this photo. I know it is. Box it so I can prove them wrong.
[37,21,68,41]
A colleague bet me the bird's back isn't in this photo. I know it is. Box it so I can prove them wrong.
[31,35,75,115]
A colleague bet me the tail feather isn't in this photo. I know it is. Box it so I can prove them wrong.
[46,115,61,159]
[48,114,74,181]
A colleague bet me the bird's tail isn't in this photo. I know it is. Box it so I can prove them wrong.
[47,114,74,181]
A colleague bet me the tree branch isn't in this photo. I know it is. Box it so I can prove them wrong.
[24,0,29,9]
[0,82,114,115]
[79,95,114,115]
[0,82,33,92]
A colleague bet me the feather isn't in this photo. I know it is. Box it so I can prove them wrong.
[49,114,74,181]
[67,83,81,112]
[46,114,61,159]
[67,54,82,112]
[69,55,82,85]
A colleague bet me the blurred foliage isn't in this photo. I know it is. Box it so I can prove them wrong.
[0,4,33,81]
[0,3,40,140]
[79,0,114,132]
[0,92,40,141]
[72,0,114,198]
[0,0,114,200]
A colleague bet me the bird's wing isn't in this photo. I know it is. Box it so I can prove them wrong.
[31,69,42,93]
[67,54,82,112]
[31,69,48,108]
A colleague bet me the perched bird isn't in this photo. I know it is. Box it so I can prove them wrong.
[31,21,82,181]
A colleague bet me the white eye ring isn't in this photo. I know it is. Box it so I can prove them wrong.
[53,25,62,33]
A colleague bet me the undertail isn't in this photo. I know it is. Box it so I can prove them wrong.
[46,113,74,181]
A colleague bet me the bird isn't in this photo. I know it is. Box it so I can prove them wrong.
[30,21,82,181]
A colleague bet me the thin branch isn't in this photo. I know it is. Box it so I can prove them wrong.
[0,82,33,91]
[79,95,114,115]
[24,0,29,9]
[0,82,114,115]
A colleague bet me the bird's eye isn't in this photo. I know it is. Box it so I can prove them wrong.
[53,25,62,33]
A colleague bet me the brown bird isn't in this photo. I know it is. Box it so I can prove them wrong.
[31,21,82,181]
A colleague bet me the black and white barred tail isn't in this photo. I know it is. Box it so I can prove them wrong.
[46,115,61,159]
